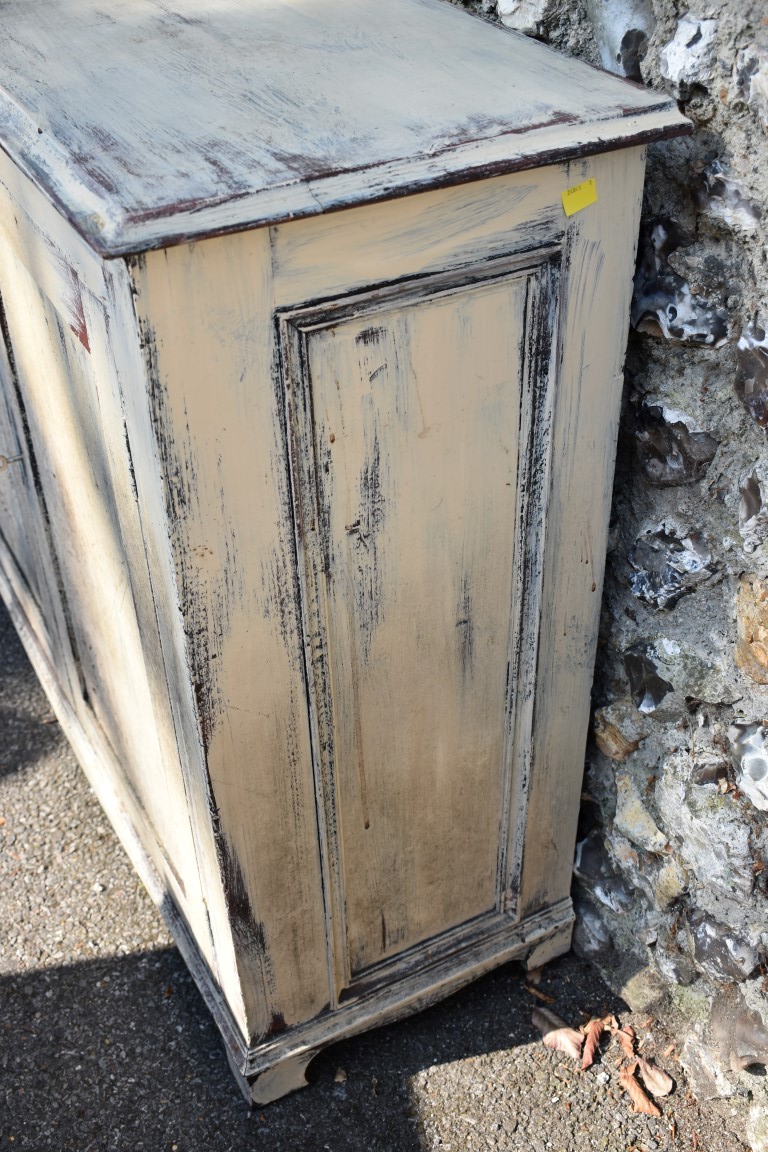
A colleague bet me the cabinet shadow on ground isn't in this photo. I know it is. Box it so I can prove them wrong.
[0,946,628,1152]
[0,702,63,777]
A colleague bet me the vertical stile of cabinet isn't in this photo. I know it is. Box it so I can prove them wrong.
[0,0,689,1104]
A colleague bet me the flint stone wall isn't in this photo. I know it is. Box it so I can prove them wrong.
[458,0,768,1114]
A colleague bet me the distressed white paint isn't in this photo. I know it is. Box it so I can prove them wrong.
[0,0,686,255]
[0,0,687,1103]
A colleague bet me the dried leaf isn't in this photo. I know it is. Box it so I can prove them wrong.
[532,1008,584,1061]
[581,1018,605,1070]
[619,1062,661,1117]
[613,1025,637,1059]
[527,966,545,985]
[663,1042,677,1059]
[637,1057,674,1097]
[543,1027,585,1061]
[525,983,556,1003]
[531,1006,568,1032]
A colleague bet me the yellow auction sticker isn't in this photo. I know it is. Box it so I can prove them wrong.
[561,178,598,217]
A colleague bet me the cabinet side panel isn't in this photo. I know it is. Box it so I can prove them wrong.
[0,157,247,1043]
[517,147,647,917]
[130,234,330,1037]
[0,240,213,945]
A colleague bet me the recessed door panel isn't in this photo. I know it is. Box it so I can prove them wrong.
[282,253,559,989]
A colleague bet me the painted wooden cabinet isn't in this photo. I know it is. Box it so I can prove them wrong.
[0,0,687,1104]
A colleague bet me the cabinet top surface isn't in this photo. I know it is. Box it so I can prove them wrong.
[0,0,688,257]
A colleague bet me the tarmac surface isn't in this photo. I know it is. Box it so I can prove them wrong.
[0,600,754,1151]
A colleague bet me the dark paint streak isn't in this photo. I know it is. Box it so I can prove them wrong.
[456,573,474,678]
[217,832,281,1039]
[69,149,123,199]
[121,424,139,501]
[355,429,386,664]
[278,243,561,328]
[137,315,232,757]
[273,320,343,1013]
[269,334,313,670]
[497,249,563,917]
[154,2,208,26]
[186,111,578,194]
[278,248,565,1006]
[266,1012,288,1038]
[355,325,387,348]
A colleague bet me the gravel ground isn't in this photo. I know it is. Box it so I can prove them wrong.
[0,601,754,1151]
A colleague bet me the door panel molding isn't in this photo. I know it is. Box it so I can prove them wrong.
[278,248,561,1004]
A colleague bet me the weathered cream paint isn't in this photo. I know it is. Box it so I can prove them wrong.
[122,144,649,1092]
[0,307,75,686]
[0,0,688,1102]
[270,171,560,304]
[129,232,332,1039]
[0,143,662,1093]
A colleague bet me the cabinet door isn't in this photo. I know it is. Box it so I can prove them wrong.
[281,251,559,994]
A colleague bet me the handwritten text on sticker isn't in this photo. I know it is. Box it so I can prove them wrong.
[562,178,598,217]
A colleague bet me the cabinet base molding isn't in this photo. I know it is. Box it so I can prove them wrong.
[237,902,574,1102]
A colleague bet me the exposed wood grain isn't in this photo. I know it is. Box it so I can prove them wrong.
[0,0,688,255]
